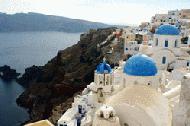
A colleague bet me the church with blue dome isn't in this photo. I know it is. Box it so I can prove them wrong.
[139,24,190,71]
[124,54,157,76]
[96,60,112,74]
[155,25,180,35]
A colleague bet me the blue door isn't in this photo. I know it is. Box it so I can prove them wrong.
[165,40,168,47]
[77,118,81,126]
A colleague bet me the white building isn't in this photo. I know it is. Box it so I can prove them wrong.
[151,10,180,27]
[151,14,169,27]
[123,27,152,56]
[150,9,190,38]
[57,24,190,126]
[140,24,190,71]
[57,54,184,126]
[124,41,139,55]
[179,19,190,37]
[58,59,115,126]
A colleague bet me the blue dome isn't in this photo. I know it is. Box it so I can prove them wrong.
[96,61,112,74]
[124,54,157,76]
[155,25,180,35]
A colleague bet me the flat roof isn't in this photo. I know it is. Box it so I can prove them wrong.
[24,120,54,126]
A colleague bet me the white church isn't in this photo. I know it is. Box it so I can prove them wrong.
[57,24,190,126]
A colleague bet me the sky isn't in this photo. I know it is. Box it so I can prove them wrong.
[0,0,189,25]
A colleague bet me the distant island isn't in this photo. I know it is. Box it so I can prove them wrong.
[0,12,110,33]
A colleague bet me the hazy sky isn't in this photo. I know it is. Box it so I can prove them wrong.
[0,0,189,25]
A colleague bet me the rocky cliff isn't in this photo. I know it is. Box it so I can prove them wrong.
[0,65,20,81]
[16,27,124,124]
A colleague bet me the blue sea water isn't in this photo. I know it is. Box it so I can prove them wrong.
[0,32,80,126]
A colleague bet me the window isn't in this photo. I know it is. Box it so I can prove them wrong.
[175,40,178,47]
[106,77,109,85]
[165,40,168,47]
[78,105,82,114]
[110,112,113,117]
[105,81,108,85]
[124,123,129,126]
[162,57,166,64]
[126,48,128,50]
[60,124,67,126]
[187,62,189,66]
[100,111,104,117]
[100,91,104,97]
[155,38,158,46]
[134,47,139,51]
[134,81,138,85]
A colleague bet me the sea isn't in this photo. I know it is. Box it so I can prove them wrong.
[0,31,81,126]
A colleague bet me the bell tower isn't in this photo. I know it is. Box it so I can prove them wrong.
[94,58,113,94]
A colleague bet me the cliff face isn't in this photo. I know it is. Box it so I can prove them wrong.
[16,27,124,124]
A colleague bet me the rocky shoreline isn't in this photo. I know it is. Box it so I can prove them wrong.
[16,27,124,124]
[0,65,20,81]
